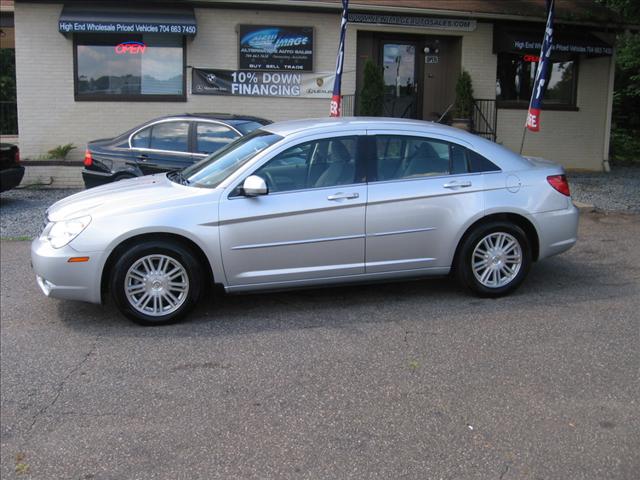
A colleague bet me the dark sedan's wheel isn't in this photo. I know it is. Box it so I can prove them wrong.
[455,222,531,297]
[111,240,203,326]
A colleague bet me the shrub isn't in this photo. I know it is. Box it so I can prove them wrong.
[47,143,76,160]
[358,59,385,116]
[453,70,474,119]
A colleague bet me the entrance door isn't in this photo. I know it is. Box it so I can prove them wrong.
[381,42,418,119]
[422,37,461,121]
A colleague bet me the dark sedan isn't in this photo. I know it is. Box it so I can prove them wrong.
[82,113,270,188]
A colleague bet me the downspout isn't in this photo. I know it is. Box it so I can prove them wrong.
[602,48,616,173]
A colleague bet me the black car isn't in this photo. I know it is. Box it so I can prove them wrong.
[82,113,271,188]
[0,143,24,193]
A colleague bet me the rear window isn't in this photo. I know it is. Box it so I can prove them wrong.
[235,121,266,135]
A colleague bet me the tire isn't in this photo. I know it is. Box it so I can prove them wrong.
[454,221,532,297]
[110,240,203,326]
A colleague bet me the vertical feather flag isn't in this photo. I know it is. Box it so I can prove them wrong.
[330,0,349,117]
[526,0,555,132]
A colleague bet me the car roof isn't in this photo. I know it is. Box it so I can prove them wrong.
[262,117,471,137]
[166,113,271,125]
[261,117,529,170]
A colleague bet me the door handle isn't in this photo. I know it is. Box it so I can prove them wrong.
[137,154,149,161]
[327,192,359,201]
[443,180,472,189]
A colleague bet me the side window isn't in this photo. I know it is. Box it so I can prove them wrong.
[196,123,239,155]
[149,122,189,152]
[468,149,500,173]
[131,127,151,149]
[253,136,358,193]
[375,135,449,181]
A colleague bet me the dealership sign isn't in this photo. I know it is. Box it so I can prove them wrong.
[58,21,196,35]
[192,68,335,98]
[239,25,314,71]
[347,13,477,31]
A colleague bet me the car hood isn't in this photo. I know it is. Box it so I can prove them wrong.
[46,174,213,222]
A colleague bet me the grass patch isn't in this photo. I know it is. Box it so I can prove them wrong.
[1,236,33,241]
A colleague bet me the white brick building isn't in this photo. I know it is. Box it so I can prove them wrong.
[12,0,626,186]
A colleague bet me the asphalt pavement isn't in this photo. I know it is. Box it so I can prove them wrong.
[1,211,639,479]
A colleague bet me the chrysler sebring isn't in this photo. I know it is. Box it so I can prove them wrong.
[32,118,578,325]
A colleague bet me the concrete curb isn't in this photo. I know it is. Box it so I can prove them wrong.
[573,201,596,213]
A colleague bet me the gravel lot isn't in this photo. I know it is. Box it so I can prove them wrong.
[1,211,639,479]
[568,165,640,213]
[1,165,638,239]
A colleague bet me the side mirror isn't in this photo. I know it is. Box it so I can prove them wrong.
[243,175,268,197]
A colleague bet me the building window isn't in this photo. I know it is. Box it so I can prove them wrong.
[74,34,185,101]
[496,53,577,108]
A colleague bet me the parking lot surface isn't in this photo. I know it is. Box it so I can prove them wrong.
[1,211,639,479]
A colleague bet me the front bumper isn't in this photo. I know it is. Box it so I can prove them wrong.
[31,237,103,304]
[530,203,579,260]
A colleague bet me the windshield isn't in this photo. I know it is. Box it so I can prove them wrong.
[181,130,282,188]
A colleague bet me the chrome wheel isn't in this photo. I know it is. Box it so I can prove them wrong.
[124,254,189,317]
[471,232,522,288]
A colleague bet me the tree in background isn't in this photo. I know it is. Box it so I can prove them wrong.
[598,0,640,162]
[358,59,384,116]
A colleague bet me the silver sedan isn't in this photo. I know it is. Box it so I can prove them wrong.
[32,118,578,325]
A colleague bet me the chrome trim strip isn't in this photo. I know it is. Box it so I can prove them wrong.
[237,262,364,279]
[365,257,436,267]
[232,233,365,250]
[369,227,436,237]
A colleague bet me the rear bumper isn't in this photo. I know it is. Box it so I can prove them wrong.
[0,166,25,192]
[31,236,103,304]
[82,168,115,189]
[529,203,579,260]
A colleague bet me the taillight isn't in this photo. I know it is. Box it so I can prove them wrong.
[14,148,20,165]
[547,174,570,196]
[84,149,93,167]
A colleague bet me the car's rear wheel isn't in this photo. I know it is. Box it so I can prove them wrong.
[111,240,203,325]
[455,221,531,297]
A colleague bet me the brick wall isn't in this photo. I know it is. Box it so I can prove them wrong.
[21,165,83,189]
[496,55,613,170]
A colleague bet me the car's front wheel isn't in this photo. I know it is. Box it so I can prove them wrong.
[111,240,203,325]
[455,222,532,297]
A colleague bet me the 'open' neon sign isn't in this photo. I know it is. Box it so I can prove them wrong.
[523,54,540,63]
[115,41,147,55]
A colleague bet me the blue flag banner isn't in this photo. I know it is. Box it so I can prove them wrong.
[526,0,555,131]
[330,0,349,117]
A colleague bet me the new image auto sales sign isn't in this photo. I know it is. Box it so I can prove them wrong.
[239,25,314,71]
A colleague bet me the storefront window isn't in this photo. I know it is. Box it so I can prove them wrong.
[496,53,577,108]
[75,34,185,101]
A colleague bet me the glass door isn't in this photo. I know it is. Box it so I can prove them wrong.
[381,43,418,118]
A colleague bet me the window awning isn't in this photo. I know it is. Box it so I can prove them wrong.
[58,5,197,37]
[494,27,612,56]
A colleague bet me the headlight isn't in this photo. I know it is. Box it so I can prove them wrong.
[46,216,91,249]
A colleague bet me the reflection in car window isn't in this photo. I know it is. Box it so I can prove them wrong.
[235,121,266,135]
[375,136,449,180]
[183,130,282,188]
[253,137,358,193]
[196,123,238,154]
[131,127,151,148]
[150,122,189,152]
